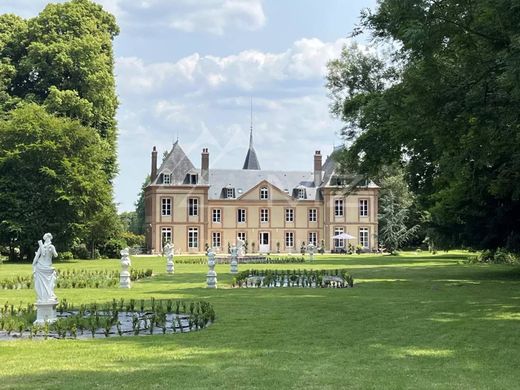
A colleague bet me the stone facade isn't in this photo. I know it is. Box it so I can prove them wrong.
[144,141,378,254]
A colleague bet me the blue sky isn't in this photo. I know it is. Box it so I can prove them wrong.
[2,0,378,211]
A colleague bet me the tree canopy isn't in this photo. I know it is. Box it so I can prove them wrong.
[327,0,520,252]
[0,0,120,260]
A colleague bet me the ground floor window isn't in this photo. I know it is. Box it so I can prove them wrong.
[211,232,221,249]
[188,227,198,249]
[308,232,317,246]
[285,231,294,248]
[359,227,369,248]
[237,232,246,242]
[161,227,172,249]
[334,227,344,248]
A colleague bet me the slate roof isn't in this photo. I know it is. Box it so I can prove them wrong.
[152,141,196,185]
[242,127,261,170]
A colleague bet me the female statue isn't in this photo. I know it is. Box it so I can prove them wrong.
[32,233,58,303]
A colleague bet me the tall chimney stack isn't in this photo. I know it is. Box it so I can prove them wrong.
[201,148,209,182]
[151,146,157,182]
[314,150,322,186]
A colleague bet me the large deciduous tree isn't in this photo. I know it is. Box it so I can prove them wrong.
[327,0,520,252]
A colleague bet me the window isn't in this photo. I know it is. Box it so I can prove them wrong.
[188,227,198,248]
[188,198,198,216]
[359,227,369,248]
[212,232,221,249]
[161,198,171,216]
[189,174,198,185]
[260,187,269,200]
[212,209,221,223]
[285,232,294,248]
[334,227,344,248]
[308,208,317,222]
[334,199,344,217]
[163,174,171,184]
[237,208,247,223]
[285,208,294,222]
[237,232,246,242]
[308,232,317,246]
[359,199,369,217]
[161,227,172,249]
[297,188,306,199]
[260,208,269,223]
[226,188,235,198]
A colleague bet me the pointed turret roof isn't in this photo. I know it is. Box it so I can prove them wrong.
[242,117,261,170]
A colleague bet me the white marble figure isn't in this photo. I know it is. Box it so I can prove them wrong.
[120,248,131,288]
[307,243,317,262]
[230,245,238,274]
[206,248,217,288]
[236,238,245,257]
[32,233,58,303]
[163,241,175,274]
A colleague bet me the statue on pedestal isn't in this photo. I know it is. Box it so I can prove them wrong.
[163,241,175,274]
[206,248,217,288]
[230,245,238,274]
[307,243,317,262]
[236,238,245,258]
[33,233,58,303]
[120,248,131,288]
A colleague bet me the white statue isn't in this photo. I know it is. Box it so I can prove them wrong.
[32,233,58,303]
[307,243,317,262]
[236,238,245,257]
[120,248,131,288]
[163,241,175,274]
[206,248,217,288]
[230,245,238,274]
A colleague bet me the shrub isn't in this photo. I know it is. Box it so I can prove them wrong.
[100,238,126,259]
[58,251,74,261]
[120,232,145,248]
[71,243,90,259]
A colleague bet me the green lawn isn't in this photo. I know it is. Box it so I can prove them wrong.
[1,252,519,389]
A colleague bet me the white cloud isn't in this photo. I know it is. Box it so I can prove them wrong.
[116,37,352,95]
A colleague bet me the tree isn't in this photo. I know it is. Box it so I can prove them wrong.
[0,104,115,260]
[133,176,150,235]
[327,0,520,252]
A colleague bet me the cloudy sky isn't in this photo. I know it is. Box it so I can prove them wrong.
[2,0,378,211]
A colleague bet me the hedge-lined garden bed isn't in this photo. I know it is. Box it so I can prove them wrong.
[232,269,354,288]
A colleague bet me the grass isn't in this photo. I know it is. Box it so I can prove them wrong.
[1,251,520,389]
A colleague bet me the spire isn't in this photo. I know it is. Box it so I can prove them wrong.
[243,97,261,170]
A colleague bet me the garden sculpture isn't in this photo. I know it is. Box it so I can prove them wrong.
[120,248,131,288]
[33,233,59,324]
[230,245,238,274]
[164,241,175,274]
[206,248,217,288]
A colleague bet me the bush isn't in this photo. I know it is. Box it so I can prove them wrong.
[121,232,145,248]
[71,243,90,259]
[100,238,126,259]
[474,248,519,264]
[58,251,74,261]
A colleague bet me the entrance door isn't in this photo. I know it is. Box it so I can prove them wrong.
[259,232,270,253]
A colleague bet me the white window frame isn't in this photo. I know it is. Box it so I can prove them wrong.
[285,231,294,248]
[285,208,294,222]
[308,232,317,246]
[163,174,171,184]
[161,198,171,216]
[308,208,317,222]
[260,187,269,200]
[188,198,198,216]
[334,227,345,248]
[212,208,221,223]
[161,227,172,249]
[359,227,369,248]
[237,232,246,242]
[188,227,198,249]
[211,232,221,249]
[297,188,306,199]
[237,208,247,223]
[334,199,344,217]
[226,188,234,198]
[359,199,369,217]
[260,208,269,223]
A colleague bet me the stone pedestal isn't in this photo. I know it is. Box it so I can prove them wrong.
[230,245,238,274]
[166,255,174,274]
[207,249,217,288]
[120,272,131,288]
[34,301,58,325]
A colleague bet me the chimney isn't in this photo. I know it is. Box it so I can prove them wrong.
[314,150,322,186]
[151,146,157,182]
[201,148,209,182]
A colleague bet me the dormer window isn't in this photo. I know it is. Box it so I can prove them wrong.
[226,188,235,199]
[331,176,347,186]
[163,174,171,184]
[297,188,306,199]
[185,173,198,185]
[260,187,269,200]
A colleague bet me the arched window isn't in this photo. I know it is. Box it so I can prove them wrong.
[260,187,269,200]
